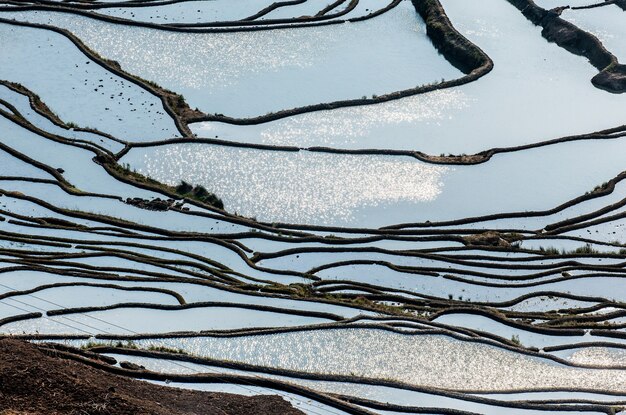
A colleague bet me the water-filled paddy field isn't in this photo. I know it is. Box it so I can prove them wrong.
[0,0,625,413]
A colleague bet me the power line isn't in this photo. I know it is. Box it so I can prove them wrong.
[0,282,348,415]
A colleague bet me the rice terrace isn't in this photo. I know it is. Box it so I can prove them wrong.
[0,0,625,413]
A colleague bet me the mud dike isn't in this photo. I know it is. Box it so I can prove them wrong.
[0,0,625,414]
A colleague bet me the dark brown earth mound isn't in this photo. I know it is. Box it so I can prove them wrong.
[507,0,626,93]
[592,64,626,94]
[0,339,305,415]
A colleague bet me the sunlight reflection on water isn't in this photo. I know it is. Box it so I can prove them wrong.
[126,145,449,224]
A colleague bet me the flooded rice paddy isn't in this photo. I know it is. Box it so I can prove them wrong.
[0,0,625,413]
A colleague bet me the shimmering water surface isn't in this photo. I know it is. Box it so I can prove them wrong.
[189,0,626,153]
[125,329,626,392]
[123,137,626,226]
[1,2,462,117]
[1,0,625,413]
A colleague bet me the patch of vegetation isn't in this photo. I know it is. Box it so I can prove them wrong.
[145,80,162,89]
[80,340,110,350]
[2,81,62,124]
[81,340,138,350]
[538,244,602,255]
[289,283,417,316]
[81,340,186,355]
[572,243,598,255]
[106,160,224,210]
[147,345,187,355]
[175,181,224,209]
[538,246,561,256]
[112,162,162,186]
[586,181,610,195]
[115,340,139,350]
[349,296,416,316]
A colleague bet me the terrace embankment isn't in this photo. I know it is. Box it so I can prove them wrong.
[0,338,304,415]
[411,0,492,75]
[507,0,626,93]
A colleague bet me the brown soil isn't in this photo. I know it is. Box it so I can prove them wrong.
[593,64,626,94]
[0,339,305,415]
